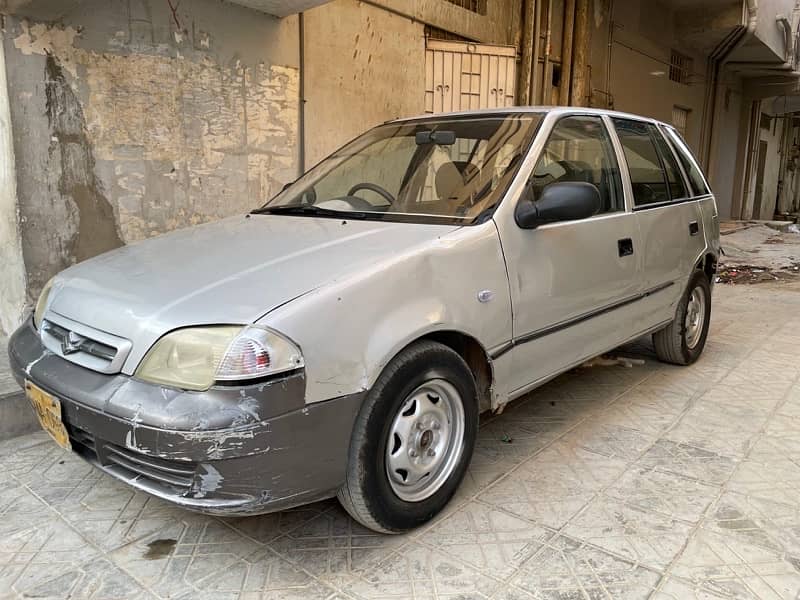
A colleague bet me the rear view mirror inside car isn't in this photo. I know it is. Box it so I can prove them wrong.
[415,130,457,145]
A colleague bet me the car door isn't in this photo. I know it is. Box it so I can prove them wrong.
[611,118,706,328]
[496,114,643,396]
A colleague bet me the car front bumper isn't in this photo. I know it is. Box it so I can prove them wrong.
[7,319,364,515]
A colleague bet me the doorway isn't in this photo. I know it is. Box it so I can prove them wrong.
[752,140,769,219]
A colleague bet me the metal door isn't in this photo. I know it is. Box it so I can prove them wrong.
[425,40,516,114]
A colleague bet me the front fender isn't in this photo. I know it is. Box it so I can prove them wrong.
[260,223,512,404]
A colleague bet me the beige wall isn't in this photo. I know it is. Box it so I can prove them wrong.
[589,0,708,153]
[303,0,426,166]
[708,82,745,218]
[361,0,521,45]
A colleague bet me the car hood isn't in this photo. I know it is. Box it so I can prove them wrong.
[47,215,459,372]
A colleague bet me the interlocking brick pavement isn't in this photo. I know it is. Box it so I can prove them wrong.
[1,282,799,599]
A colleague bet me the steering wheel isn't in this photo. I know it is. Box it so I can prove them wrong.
[347,182,396,205]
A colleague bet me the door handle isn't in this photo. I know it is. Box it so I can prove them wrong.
[618,238,634,257]
[689,221,700,236]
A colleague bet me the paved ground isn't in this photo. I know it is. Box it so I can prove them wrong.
[1,281,800,600]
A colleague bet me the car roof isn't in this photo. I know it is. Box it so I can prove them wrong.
[390,106,672,128]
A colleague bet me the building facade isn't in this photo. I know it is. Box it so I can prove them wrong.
[0,0,798,335]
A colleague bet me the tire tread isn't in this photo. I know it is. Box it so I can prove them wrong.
[337,340,475,533]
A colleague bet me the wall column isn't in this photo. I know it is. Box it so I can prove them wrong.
[0,30,27,336]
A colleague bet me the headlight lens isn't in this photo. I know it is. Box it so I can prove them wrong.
[135,325,304,391]
[33,278,55,330]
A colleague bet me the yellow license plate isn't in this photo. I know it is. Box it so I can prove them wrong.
[25,380,71,451]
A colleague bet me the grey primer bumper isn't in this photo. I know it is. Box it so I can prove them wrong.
[8,320,364,515]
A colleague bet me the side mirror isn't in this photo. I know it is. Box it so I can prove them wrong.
[515,182,601,229]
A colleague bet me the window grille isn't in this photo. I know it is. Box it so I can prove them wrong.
[444,0,487,16]
[669,50,692,85]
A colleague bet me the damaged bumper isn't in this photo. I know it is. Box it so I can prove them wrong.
[7,320,364,515]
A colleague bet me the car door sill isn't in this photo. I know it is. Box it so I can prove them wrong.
[505,317,674,402]
[489,281,675,360]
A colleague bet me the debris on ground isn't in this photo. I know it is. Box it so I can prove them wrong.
[716,264,800,284]
[500,434,513,444]
[719,223,800,284]
[579,355,646,369]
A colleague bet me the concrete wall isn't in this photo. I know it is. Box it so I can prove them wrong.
[589,0,708,152]
[3,0,300,305]
[303,0,427,166]
[708,81,745,218]
[754,0,796,61]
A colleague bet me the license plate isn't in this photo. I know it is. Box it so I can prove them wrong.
[25,380,71,451]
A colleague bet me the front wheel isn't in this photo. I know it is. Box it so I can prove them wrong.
[653,271,712,365]
[337,341,478,533]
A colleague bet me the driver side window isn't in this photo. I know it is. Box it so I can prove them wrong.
[530,116,624,214]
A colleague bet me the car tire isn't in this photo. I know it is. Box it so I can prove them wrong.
[337,340,478,533]
[653,270,712,366]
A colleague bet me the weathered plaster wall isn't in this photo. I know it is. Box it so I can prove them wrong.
[3,0,300,300]
[589,0,708,152]
[0,29,27,336]
[303,0,426,166]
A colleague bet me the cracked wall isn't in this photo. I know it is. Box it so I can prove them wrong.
[3,0,299,301]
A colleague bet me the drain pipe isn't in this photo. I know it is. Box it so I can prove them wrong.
[518,0,537,105]
[298,12,306,176]
[559,0,576,106]
[540,0,554,104]
[702,0,758,169]
[530,0,543,104]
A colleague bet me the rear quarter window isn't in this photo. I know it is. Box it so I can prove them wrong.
[662,127,711,197]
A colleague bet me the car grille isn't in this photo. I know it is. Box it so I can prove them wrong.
[39,316,132,375]
[66,424,197,493]
[43,320,117,361]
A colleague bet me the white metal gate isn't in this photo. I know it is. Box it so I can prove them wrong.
[425,40,517,114]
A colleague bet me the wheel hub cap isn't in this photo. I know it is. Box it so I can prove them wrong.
[385,380,465,502]
[685,287,706,349]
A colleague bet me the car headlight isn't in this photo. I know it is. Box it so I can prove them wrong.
[135,325,304,391]
[33,278,55,330]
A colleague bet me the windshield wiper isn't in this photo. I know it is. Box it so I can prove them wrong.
[251,205,367,219]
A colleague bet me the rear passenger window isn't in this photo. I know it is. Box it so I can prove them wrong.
[652,129,688,200]
[612,119,671,206]
[663,127,711,197]
[530,116,624,214]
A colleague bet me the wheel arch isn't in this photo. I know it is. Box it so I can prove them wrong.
[695,252,718,284]
[419,330,494,414]
[374,329,495,415]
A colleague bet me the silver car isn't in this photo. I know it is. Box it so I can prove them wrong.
[9,108,720,533]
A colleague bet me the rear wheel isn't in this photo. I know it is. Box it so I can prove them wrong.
[653,271,711,365]
[337,341,478,533]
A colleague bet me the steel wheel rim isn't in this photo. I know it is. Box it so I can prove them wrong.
[385,379,465,502]
[685,287,706,349]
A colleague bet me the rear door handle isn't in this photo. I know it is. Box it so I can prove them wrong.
[618,238,634,257]
[689,221,700,236]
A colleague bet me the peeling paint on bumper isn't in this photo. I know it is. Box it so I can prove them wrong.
[8,320,364,516]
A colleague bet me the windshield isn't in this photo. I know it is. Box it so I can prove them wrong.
[257,114,543,225]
